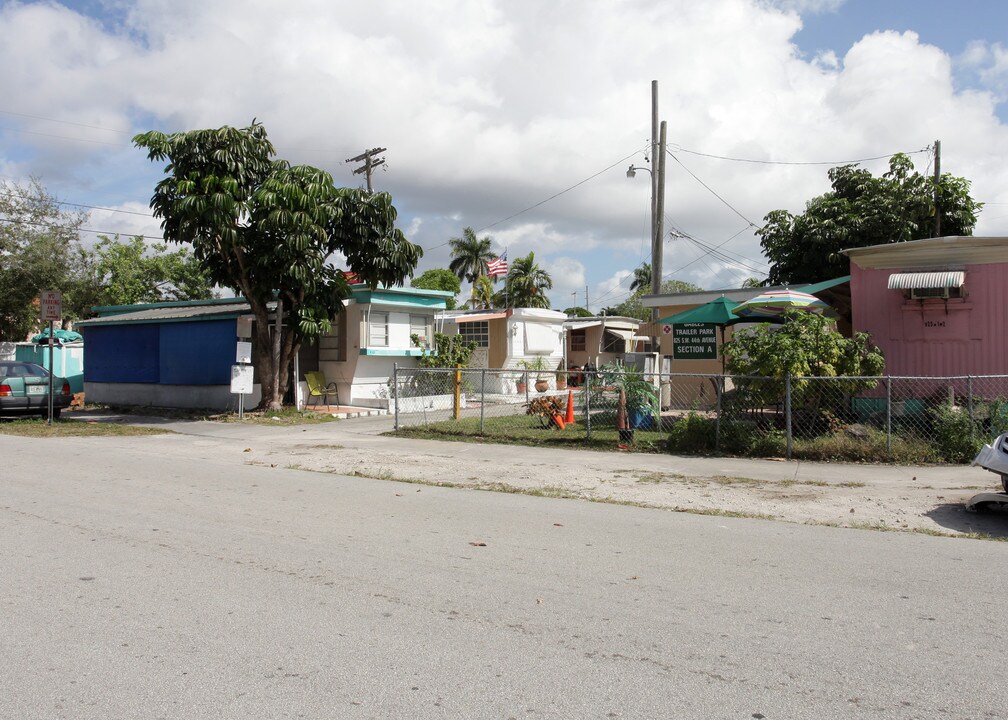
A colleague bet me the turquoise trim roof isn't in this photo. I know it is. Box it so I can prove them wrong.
[359,348,425,357]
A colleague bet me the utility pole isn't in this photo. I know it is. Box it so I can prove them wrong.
[649,79,666,353]
[933,139,942,237]
[585,285,590,315]
[345,147,387,193]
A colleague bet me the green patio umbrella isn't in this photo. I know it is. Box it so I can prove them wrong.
[657,296,739,325]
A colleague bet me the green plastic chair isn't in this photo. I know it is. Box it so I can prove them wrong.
[305,371,339,408]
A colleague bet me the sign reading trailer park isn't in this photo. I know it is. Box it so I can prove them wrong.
[671,323,718,360]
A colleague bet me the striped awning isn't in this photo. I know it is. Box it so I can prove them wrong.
[454,311,508,323]
[887,271,964,290]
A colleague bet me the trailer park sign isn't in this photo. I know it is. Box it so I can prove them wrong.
[671,323,718,360]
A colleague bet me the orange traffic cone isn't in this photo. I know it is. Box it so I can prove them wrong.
[564,389,575,425]
[552,414,566,430]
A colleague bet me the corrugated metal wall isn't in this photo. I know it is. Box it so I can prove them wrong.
[82,319,236,385]
[852,263,1008,376]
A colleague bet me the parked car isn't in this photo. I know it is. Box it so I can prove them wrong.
[0,361,73,419]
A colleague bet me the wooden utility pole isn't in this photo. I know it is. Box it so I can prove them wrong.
[346,147,387,193]
[933,139,942,237]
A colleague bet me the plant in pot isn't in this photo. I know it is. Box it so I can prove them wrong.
[599,361,659,443]
[555,361,568,391]
[519,357,551,392]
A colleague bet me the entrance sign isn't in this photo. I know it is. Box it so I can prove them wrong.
[40,290,62,321]
[671,323,718,360]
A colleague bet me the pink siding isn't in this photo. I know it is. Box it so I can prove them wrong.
[851,262,1008,376]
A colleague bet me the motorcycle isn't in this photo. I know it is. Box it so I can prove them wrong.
[971,432,1008,494]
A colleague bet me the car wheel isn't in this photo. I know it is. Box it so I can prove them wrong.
[1002,474,1008,494]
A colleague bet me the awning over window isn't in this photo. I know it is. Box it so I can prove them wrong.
[525,323,561,353]
[566,320,602,330]
[603,327,635,344]
[454,311,508,323]
[887,271,964,290]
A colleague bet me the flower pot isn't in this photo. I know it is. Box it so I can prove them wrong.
[516,381,528,394]
[556,376,567,391]
[534,379,549,393]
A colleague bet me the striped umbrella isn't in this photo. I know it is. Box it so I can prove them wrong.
[731,289,832,320]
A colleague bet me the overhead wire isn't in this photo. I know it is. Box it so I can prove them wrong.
[669,143,932,166]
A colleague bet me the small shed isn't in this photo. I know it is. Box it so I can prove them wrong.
[76,298,266,410]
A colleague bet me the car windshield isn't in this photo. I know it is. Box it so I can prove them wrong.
[0,362,50,378]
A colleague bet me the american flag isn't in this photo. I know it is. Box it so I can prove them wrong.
[487,251,508,277]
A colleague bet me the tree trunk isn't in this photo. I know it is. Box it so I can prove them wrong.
[268,296,284,411]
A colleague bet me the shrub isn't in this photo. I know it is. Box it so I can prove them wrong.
[666,412,716,454]
[929,401,984,463]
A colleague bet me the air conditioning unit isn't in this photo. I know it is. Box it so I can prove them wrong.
[910,287,950,300]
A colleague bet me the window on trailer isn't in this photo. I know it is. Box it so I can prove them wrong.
[458,321,489,348]
[369,311,389,347]
[410,314,432,346]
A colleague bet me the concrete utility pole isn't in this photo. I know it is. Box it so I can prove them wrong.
[648,80,666,353]
[346,147,387,193]
[933,139,942,237]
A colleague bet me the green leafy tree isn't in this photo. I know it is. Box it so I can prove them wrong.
[411,268,460,309]
[758,153,982,285]
[448,226,496,303]
[602,279,702,321]
[411,332,476,368]
[0,178,89,339]
[134,121,421,410]
[563,306,593,317]
[502,251,552,308]
[92,235,215,306]
[721,310,885,411]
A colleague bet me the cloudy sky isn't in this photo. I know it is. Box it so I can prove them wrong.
[2,0,1007,311]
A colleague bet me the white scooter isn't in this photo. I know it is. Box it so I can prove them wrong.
[968,433,1008,511]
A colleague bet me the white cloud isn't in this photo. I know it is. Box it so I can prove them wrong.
[0,0,1006,308]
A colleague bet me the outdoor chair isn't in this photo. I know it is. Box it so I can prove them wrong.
[305,371,340,408]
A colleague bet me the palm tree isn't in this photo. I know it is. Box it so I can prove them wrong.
[448,226,496,291]
[505,251,553,308]
[629,263,651,293]
[465,275,495,310]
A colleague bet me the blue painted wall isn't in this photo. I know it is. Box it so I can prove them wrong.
[82,319,237,385]
[83,324,160,383]
[160,320,235,385]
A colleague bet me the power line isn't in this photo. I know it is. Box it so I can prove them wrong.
[669,143,932,166]
[666,148,761,228]
[0,108,132,134]
[0,216,165,242]
[0,190,153,217]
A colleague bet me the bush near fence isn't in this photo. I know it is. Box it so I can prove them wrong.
[391,366,1006,464]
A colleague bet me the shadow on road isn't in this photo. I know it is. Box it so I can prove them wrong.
[925,502,1008,539]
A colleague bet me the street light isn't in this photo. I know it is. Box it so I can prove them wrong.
[626,164,652,179]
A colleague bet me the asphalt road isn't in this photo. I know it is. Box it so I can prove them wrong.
[2,430,1007,719]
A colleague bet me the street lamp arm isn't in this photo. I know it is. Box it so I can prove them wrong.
[626,164,652,179]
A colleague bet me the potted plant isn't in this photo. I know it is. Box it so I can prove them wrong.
[519,357,551,393]
[599,361,659,441]
[555,361,568,391]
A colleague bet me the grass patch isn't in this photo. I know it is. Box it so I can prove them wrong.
[83,403,340,425]
[0,418,170,437]
[391,411,667,453]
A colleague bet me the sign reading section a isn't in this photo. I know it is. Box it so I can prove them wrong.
[671,323,718,360]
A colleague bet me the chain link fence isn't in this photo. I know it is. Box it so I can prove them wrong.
[391,366,1008,462]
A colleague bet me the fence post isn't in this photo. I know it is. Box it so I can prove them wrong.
[968,375,974,421]
[393,363,399,431]
[453,366,462,420]
[885,376,891,459]
[480,368,486,435]
[585,372,592,441]
[524,371,529,406]
[785,374,793,460]
[715,375,723,452]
